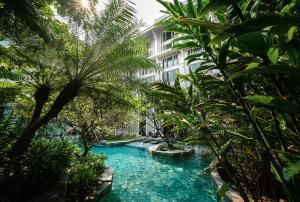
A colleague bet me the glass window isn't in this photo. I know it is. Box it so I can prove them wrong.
[143,76,155,83]
[163,31,173,42]
[167,57,173,67]
[162,26,174,51]
[163,43,172,50]
[163,69,179,81]
[162,55,178,69]
[174,55,178,65]
[189,63,200,72]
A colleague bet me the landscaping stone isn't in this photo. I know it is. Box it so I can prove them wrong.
[148,145,194,156]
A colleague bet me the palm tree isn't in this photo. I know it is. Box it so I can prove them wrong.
[8,0,155,158]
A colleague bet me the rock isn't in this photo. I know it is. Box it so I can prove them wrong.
[148,145,194,157]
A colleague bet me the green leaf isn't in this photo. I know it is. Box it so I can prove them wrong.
[196,0,203,16]
[0,80,19,88]
[236,32,266,56]
[230,65,300,80]
[174,0,185,16]
[281,2,296,13]
[217,183,230,202]
[172,35,195,42]
[243,95,300,114]
[267,47,279,64]
[283,160,300,181]
[165,26,191,34]
[200,0,225,16]
[187,0,196,18]
[218,37,232,68]
[218,139,233,156]
[173,42,199,49]
[155,18,177,27]
[212,14,300,44]
[226,130,254,141]
[178,18,228,33]
[287,26,297,42]
[271,163,283,183]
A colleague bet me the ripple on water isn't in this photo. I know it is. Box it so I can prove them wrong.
[92,145,216,202]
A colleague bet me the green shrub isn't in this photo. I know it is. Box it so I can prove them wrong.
[68,153,106,187]
[0,138,75,201]
[66,152,106,201]
[26,138,75,186]
[1,137,107,202]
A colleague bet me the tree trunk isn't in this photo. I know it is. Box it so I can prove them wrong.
[9,121,44,158]
[29,85,51,125]
[9,80,81,159]
[81,139,91,158]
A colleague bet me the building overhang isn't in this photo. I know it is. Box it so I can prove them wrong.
[149,48,179,60]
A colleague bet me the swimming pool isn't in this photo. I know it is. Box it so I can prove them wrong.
[92,145,216,202]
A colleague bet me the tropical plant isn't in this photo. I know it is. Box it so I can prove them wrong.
[0,138,75,201]
[156,0,300,201]
[142,78,195,149]
[60,86,134,157]
[66,152,106,201]
[2,0,155,158]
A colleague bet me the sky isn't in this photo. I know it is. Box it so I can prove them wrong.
[97,0,167,27]
[131,0,166,26]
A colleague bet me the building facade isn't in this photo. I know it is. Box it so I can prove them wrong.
[138,15,200,86]
[137,15,203,136]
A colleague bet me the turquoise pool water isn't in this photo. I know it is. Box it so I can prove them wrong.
[92,145,216,202]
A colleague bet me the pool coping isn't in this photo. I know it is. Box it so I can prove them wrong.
[88,167,114,201]
[210,159,244,202]
[98,139,143,146]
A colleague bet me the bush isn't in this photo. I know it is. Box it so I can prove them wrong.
[26,138,75,187]
[0,137,107,202]
[69,153,106,187]
[66,152,106,201]
[0,138,75,201]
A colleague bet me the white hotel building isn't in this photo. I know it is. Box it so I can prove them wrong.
[138,15,200,86]
[137,15,201,136]
[136,13,219,136]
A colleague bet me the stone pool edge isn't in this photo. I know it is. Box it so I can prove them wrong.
[98,139,143,146]
[88,167,114,201]
[210,159,244,202]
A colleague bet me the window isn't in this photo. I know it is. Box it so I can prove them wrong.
[163,43,172,50]
[163,69,179,82]
[162,26,174,51]
[162,55,178,69]
[189,63,200,72]
[143,76,155,83]
[163,30,173,42]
